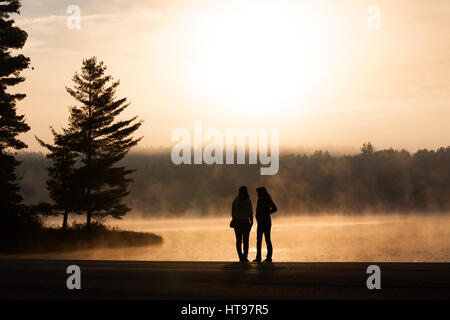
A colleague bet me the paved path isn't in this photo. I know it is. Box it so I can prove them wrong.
[1,260,449,299]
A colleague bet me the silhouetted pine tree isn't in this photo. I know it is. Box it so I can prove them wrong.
[0,0,31,230]
[36,129,79,230]
[66,57,142,227]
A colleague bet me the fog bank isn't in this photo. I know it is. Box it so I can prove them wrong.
[17,146,450,217]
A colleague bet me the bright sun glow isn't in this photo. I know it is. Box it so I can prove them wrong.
[178,1,342,114]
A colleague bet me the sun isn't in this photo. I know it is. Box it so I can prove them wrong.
[180,1,342,115]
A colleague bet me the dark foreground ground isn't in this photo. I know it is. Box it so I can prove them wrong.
[0,260,449,299]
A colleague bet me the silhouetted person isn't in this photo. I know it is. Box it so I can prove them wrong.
[254,187,277,263]
[231,186,253,262]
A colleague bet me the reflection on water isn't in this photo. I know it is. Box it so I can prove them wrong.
[17,215,450,261]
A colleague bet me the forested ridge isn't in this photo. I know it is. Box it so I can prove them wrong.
[18,144,450,216]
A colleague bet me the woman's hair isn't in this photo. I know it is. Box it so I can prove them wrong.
[238,186,249,200]
[256,187,271,201]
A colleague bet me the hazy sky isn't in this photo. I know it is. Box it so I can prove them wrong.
[14,0,450,152]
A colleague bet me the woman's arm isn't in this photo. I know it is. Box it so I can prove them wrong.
[231,199,237,219]
[269,199,277,214]
[249,200,254,225]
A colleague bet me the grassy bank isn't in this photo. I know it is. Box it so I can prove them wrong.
[0,223,162,255]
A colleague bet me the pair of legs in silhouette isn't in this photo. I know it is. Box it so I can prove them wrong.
[234,225,251,262]
[234,220,272,262]
[255,219,272,262]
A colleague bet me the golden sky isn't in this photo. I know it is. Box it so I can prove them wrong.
[15,0,450,152]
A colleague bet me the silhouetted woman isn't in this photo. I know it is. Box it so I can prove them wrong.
[231,186,253,262]
[254,187,277,263]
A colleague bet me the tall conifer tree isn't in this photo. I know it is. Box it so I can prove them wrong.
[66,57,142,226]
[0,0,31,226]
[36,129,79,230]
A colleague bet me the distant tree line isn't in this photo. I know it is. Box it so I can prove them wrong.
[18,143,450,217]
[125,143,450,214]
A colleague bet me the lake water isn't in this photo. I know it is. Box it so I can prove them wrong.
[24,214,450,262]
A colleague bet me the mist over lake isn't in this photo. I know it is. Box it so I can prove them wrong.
[15,214,450,262]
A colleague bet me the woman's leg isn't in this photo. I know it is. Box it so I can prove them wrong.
[242,226,251,259]
[256,223,263,260]
[234,227,243,259]
[264,221,273,260]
